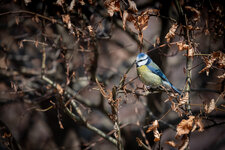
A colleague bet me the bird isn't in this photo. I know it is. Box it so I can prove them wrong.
[136,53,181,94]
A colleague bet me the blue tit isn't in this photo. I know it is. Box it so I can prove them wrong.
[136,53,181,94]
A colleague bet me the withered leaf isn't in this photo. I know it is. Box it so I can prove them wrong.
[178,92,188,106]
[195,117,204,132]
[217,51,225,68]
[153,129,161,142]
[62,14,70,24]
[104,0,120,17]
[146,120,161,142]
[56,0,65,6]
[133,9,150,31]
[146,120,159,133]
[199,51,225,75]
[176,116,195,137]
[165,24,178,43]
[176,42,189,51]
[204,99,215,114]
[128,0,138,13]
[122,10,129,30]
[79,0,85,5]
[69,0,76,11]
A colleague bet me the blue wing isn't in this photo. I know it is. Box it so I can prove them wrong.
[147,64,181,94]
[147,65,169,82]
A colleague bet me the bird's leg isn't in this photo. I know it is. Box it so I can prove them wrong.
[146,85,152,90]
[144,85,149,92]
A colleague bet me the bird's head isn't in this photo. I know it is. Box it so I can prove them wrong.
[136,53,151,67]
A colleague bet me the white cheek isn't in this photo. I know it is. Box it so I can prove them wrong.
[137,59,148,66]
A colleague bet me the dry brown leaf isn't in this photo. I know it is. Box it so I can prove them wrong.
[128,0,138,13]
[165,141,177,148]
[199,55,217,75]
[178,92,188,106]
[204,99,215,114]
[178,135,189,150]
[171,101,184,116]
[69,0,76,11]
[56,0,65,6]
[146,120,159,133]
[153,129,161,142]
[176,42,189,51]
[195,117,204,132]
[217,51,225,68]
[122,10,129,30]
[79,0,85,5]
[199,51,225,75]
[165,24,178,43]
[62,14,70,24]
[104,0,120,17]
[146,120,161,142]
[133,9,150,31]
[87,25,95,37]
[176,116,195,137]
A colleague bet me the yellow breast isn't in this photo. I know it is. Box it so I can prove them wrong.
[137,65,162,87]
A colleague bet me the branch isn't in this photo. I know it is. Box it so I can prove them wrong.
[41,75,118,145]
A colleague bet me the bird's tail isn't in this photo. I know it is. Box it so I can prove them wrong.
[162,81,181,95]
[171,84,181,95]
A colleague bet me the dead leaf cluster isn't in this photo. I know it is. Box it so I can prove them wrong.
[166,116,204,149]
[165,24,178,43]
[176,115,204,137]
[146,120,161,142]
[104,0,121,17]
[199,51,225,76]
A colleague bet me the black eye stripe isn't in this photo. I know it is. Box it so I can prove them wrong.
[137,58,148,62]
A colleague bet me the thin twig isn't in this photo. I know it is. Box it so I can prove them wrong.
[42,75,118,145]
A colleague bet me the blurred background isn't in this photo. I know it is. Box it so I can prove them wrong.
[0,0,224,150]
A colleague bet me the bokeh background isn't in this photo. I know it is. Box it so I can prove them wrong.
[0,0,224,150]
